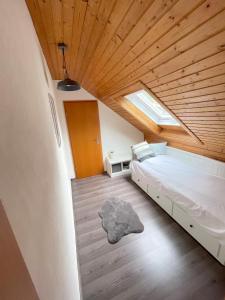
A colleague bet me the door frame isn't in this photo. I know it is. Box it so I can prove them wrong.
[64,100,104,178]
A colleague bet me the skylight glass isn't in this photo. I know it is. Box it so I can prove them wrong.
[125,89,179,126]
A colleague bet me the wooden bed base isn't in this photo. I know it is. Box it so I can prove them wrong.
[131,172,225,266]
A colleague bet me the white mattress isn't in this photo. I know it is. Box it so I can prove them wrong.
[131,155,225,240]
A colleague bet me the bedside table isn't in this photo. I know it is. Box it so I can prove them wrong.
[105,154,132,177]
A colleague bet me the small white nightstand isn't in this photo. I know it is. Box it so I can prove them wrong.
[105,154,132,177]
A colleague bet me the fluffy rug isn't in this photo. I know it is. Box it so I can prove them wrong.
[99,197,144,244]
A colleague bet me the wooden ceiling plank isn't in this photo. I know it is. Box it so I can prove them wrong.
[92,0,178,90]
[158,130,206,146]
[190,131,225,137]
[86,0,156,90]
[101,29,225,98]
[67,0,87,80]
[176,111,225,117]
[189,132,225,138]
[180,116,225,120]
[187,128,225,135]
[50,0,64,78]
[188,123,225,127]
[155,74,225,97]
[149,31,225,83]
[169,99,225,109]
[96,0,206,91]
[114,0,155,42]
[189,121,225,126]
[163,142,225,161]
[126,0,210,65]
[72,0,102,81]
[194,131,225,137]
[101,81,142,101]
[146,51,225,87]
[153,63,225,94]
[160,83,225,101]
[163,92,225,105]
[25,0,56,77]
[98,3,225,95]
[199,139,225,146]
[172,105,225,113]
[201,139,225,145]
[62,0,77,77]
[154,131,225,150]
[62,0,74,46]
[78,0,117,82]
[140,82,204,144]
[81,0,133,88]
[37,0,62,79]
[185,121,225,125]
[147,132,225,159]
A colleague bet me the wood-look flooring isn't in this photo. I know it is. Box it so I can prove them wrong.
[72,174,225,300]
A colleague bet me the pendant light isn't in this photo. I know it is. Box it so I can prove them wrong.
[57,43,80,91]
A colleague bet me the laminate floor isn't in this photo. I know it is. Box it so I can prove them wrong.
[72,174,225,300]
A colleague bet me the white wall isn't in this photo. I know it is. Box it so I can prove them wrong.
[98,102,144,160]
[54,83,144,178]
[0,1,80,300]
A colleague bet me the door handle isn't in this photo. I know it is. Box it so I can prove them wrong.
[93,137,100,144]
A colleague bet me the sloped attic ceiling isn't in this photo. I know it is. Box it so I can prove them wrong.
[26,0,225,161]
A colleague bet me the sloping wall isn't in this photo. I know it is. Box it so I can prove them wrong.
[98,101,144,161]
[26,0,225,162]
[0,1,80,300]
[54,84,144,178]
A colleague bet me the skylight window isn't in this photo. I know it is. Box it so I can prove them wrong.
[125,89,179,126]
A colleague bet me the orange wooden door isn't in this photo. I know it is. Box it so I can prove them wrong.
[64,101,104,179]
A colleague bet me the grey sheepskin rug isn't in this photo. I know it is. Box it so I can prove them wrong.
[99,197,144,244]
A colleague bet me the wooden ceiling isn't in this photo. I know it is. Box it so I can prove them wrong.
[26,0,225,161]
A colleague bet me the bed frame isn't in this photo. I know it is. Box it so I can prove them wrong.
[131,147,225,266]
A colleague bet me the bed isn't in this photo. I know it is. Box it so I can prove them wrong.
[130,146,225,265]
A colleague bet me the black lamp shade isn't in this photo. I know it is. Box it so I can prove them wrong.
[57,78,81,91]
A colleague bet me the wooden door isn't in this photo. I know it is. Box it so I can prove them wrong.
[64,101,104,179]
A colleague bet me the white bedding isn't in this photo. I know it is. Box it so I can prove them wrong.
[131,155,225,239]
